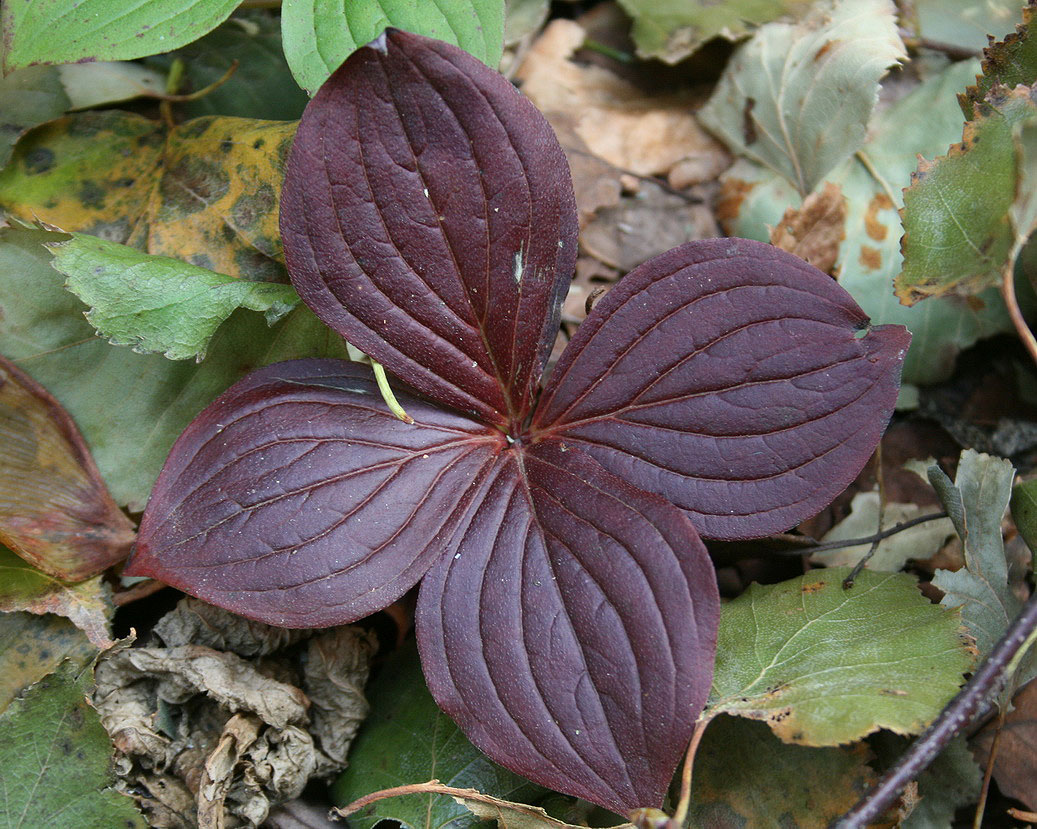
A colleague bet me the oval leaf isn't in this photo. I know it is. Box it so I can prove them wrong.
[0,354,134,581]
[282,0,505,95]
[533,238,910,541]
[280,29,578,430]
[417,442,720,813]
[126,359,505,627]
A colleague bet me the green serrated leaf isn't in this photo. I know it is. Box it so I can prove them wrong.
[146,10,309,121]
[331,642,544,829]
[959,0,1037,117]
[698,0,905,196]
[719,60,1014,384]
[2,0,239,73]
[51,233,299,361]
[0,65,69,169]
[688,716,878,828]
[0,227,347,510]
[281,0,505,96]
[1011,478,1037,565]
[916,0,1027,63]
[0,612,94,714]
[615,0,812,64]
[705,568,973,746]
[897,85,1037,304]
[0,659,145,828]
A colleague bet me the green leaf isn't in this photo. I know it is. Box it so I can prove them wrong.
[0,65,69,169]
[331,642,544,829]
[1011,478,1037,564]
[504,0,549,45]
[2,0,239,73]
[897,84,1037,304]
[616,0,811,64]
[959,1,1037,117]
[688,716,878,828]
[281,0,506,96]
[0,227,347,510]
[0,548,113,648]
[915,0,1023,56]
[718,60,1014,384]
[698,0,905,196]
[0,659,145,828]
[55,62,165,111]
[51,233,299,361]
[0,612,94,714]
[705,568,973,746]
[146,10,309,121]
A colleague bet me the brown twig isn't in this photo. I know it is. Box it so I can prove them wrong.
[1002,261,1037,367]
[973,707,1007,829]
[670,718,709,829]
[112,578,167,607]
[783,511,949,556]
[844,448,885,588]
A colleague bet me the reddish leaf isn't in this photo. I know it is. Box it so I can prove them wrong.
[533,239,910,540]
[280,28,578,431]
[417,441,719,813]
[125,360,505,627]
[0,354,134,581]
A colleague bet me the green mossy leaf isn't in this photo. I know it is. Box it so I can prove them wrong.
[0,659,145,828]
[2,0,238,72]
[331,643,545,829]
[706,568,973,746]
[52,233,299,361]
[281,0,505,96]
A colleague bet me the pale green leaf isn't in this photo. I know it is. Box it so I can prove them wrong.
[810,491,955,572]
[0,660,146,828]
[281,0,505,96]
[688,716,877,828]
[718,60,1014,384]
[1011,478,1037,566]
[2,0,239,72]
[915,0,1022,55]
[706,568,973,746]
[504,0,549,45]
[698,0,905,195]
[51,233,299,361]
[0,65,69,168]
[56,62,165,111]
[0,227,347,510]
[331,643,544,829]
[615,0,811,64]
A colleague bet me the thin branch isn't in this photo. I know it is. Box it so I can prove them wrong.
[973,707,1006,829]
[670,717,709,829]
[844,448,884,588]
[783,511,948,557]
[833,589,1037,828]
[1002,251,1037,367]
[112,578,167,607]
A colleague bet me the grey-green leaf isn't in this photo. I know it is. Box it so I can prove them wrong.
[281,0,506,95]
[0,660,145,828]
[706,568,973,746]
[698,0,905,196]
[1011,478,1037,566]
[330,643,544,829]
[2,0,239,72]
[0,66,69,168]
[51,233,299,362]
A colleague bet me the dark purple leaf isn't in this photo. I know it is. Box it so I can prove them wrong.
[533,238,910,541]
[280,29,578,431]
[417,441,719,813]
[125,359,505,627]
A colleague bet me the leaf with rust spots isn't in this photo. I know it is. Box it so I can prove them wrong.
[705,568,973,746]
[699,0,905,196]
[0,612,94,714]
[0,353,135,581]
[897,84,1037,304]
[687,716,877,828]
[769,181,847,274]
[718,60,1014,384]
[0,660,146,828]
[0,547,114,648]
[0,112,295,283]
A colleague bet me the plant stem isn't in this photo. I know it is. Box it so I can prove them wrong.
[844,450,884,588]
[373,361,414,424]
[791,511,948,556]
[972,707,1006,829]
[1002,251,1037,367]
[671,717,709,829]
[832,589,1037,828]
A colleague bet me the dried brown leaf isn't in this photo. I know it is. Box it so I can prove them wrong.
[769,182,848,275]
[972,678,1037,811]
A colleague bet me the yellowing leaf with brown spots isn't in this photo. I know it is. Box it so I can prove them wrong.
[0,112,293,283]
[704,568,973,746]
[0,354,135,582]
[0,612,94,715]
[688,716,878,828]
